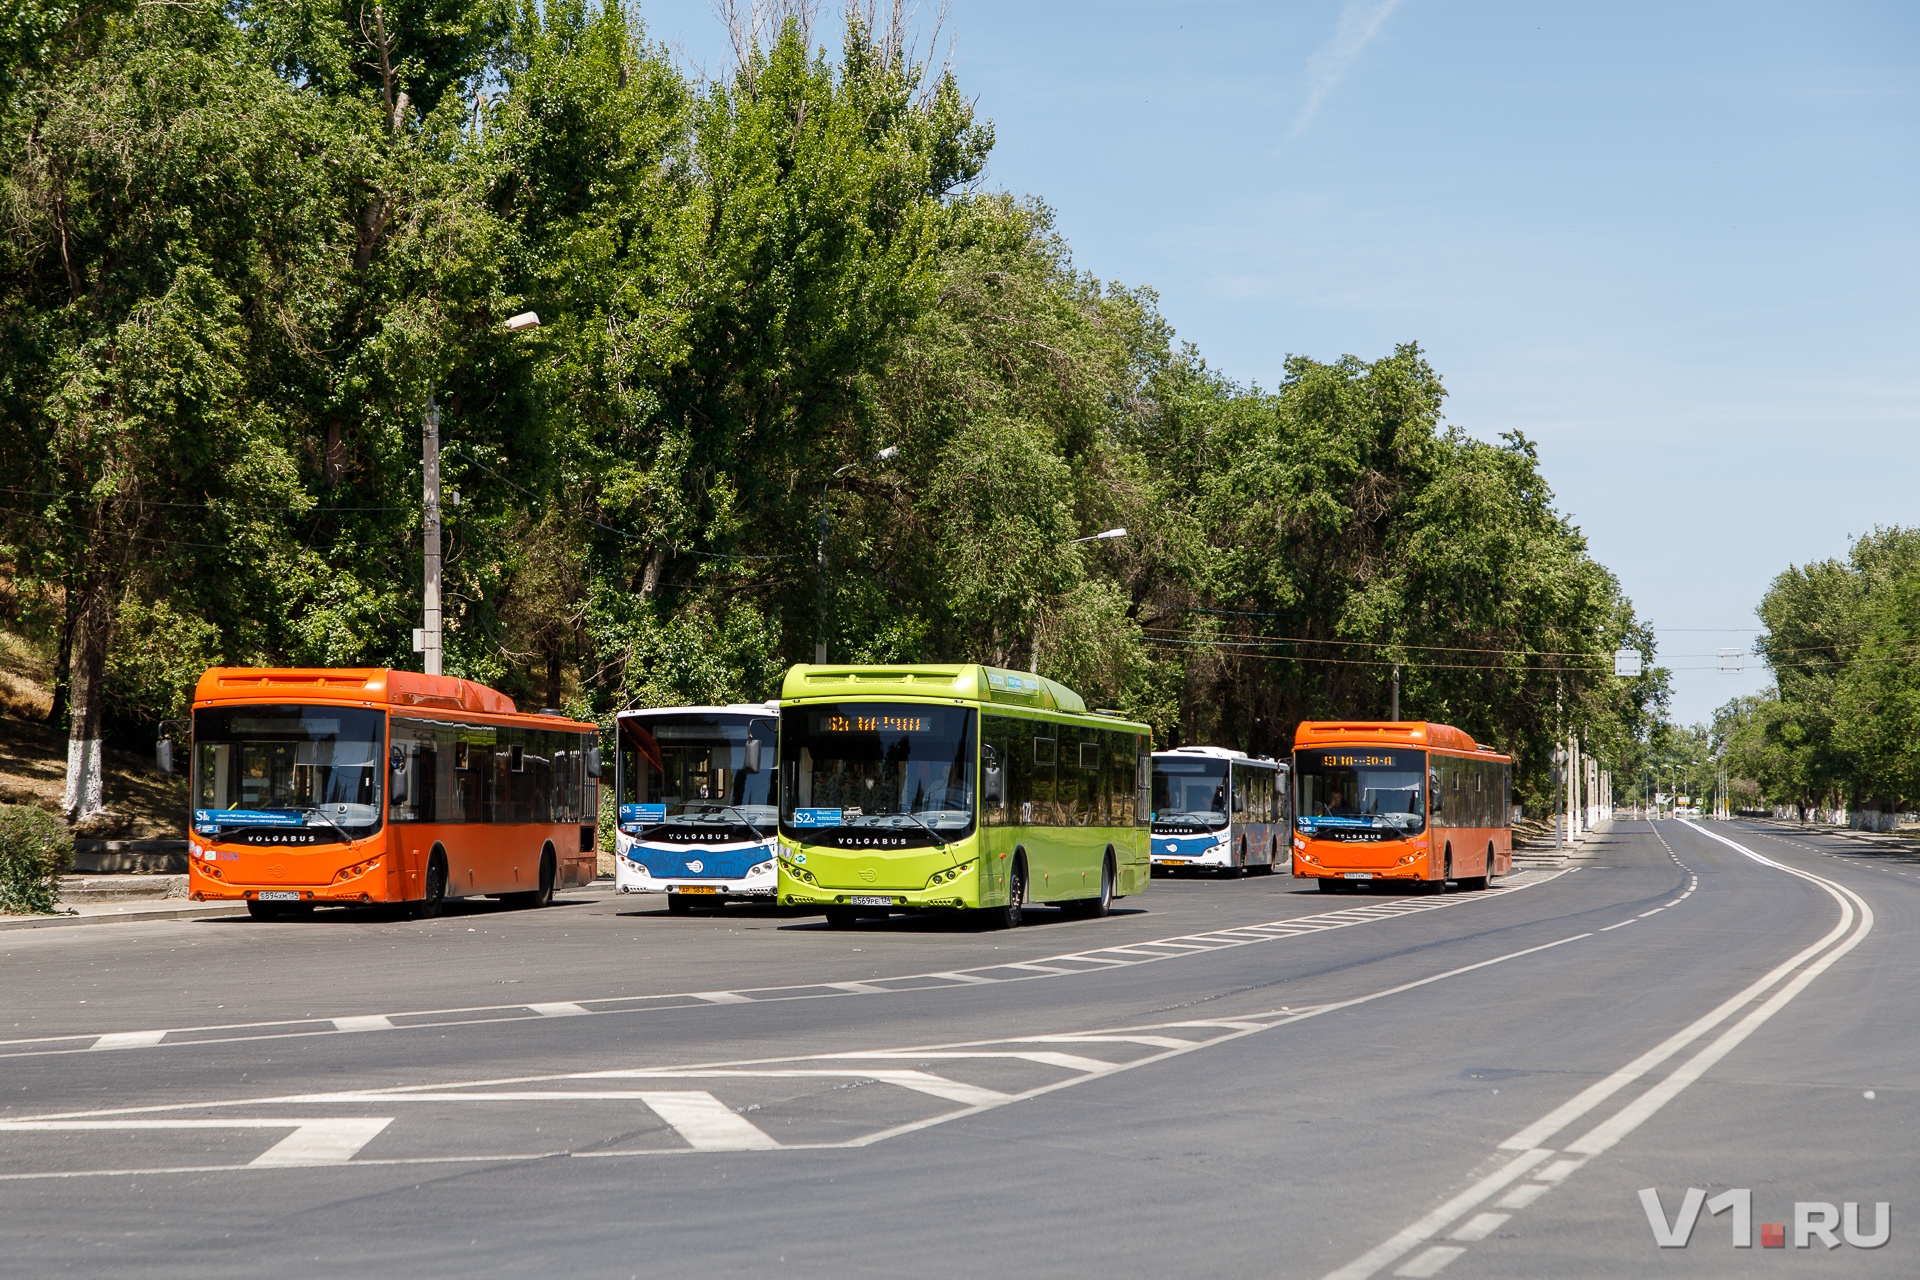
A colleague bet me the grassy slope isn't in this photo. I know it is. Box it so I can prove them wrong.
[0,630,186,839]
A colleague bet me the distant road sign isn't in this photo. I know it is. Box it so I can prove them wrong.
[1717,648,1744,673]
[1613,649,1642,677]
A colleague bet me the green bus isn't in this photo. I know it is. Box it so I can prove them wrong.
[775,664,1152,928]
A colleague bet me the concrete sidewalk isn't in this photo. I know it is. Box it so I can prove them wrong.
[0,897,248,930]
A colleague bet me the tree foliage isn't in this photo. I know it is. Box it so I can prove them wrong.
[0,0,1660,824]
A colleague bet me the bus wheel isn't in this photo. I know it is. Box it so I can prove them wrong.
[1427,850,1452,895]
[1459,845,1490,892]
[1316,878,1343,894]
[825,907,858,929]
[982,857,1026,930]
[417,852,448,919]
[533,846,557,907]
[1073,856,1115,919]
[667,893,691,915]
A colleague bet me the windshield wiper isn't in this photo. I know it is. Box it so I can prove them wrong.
[301,807,351,841]
[893,811,949,849]
[716,805,767,841]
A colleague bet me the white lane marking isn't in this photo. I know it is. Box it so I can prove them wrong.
[1448,1213,1508,1241]
[1638,908,1664,917]
[1599,921,1634,931]
[10,872,1570,1060]
[1393,1246,1465,1276]
[1327,820,1874,1279]
[1566,848,1873,1157]
[1532,1157,1584,1183]
[0,1118,393,1167]
[90,1031,166,1051]
[528,1002,590,1017]
[1500,850,1860,1151]
[1492,1182,1550,1210]
[631,1091,779,1151]
[1322,1148,1555,1280]
[824,982,888,994]
[333,1015,394,1032]
[1024,1034,1196,1050]
[3,933,1593,1183]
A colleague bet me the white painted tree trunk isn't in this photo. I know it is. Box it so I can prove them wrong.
[63,734,104,818]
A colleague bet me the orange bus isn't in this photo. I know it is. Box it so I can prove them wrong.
[182,668,600,919]
[1290,720,1511,894]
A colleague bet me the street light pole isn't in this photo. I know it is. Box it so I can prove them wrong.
[422,395,443,677]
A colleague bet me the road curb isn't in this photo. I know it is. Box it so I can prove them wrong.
[0,903,249,931]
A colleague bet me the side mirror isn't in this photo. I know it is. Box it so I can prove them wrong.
[585,746,602,779]
[155,739,173,774]
[389,744,409,806]
[742,738,764,774]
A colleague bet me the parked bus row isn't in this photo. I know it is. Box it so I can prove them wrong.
[173,662,1511,926]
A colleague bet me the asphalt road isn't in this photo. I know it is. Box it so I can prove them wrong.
[3,819,1913,1277]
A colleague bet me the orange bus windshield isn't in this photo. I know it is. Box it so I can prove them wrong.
[192,704,385,841]
[1294,748,1426,838]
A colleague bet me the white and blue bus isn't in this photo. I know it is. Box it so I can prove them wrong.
[1149,746,1288,876]
[613,703,779,912]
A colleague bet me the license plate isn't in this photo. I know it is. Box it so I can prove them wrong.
[848,895,892,907]
[258,890,300,901]
[675,886,718,895]
[1342,872,1374,881]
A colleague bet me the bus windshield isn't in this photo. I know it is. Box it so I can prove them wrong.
[1294,748,1426,837]
[193,705,385,835]
[1152,757,1229,832]
[779,702,975,846]
[617,714,777,844]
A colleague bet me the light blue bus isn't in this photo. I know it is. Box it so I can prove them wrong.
[613,702,779,912]
[1149,746,1288,876]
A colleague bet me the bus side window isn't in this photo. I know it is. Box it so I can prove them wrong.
[1032,732,1057,826]
[1128,736,1144,825]
[1104,729,1132,826]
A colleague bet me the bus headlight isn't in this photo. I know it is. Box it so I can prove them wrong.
[748,861,773,877]
[926,861,976,888]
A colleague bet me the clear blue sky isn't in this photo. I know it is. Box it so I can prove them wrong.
[637,0,1920,726]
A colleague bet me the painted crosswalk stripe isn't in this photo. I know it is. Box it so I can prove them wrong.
[528,1003,590,1017]
[636,1092,778,1151]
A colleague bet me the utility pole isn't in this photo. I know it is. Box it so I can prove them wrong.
[1391,663,1400,721]
[422,395,442,677]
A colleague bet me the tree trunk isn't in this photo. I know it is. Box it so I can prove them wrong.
[545,648,562,711]
[62,572,114,821]
[46,575,75,726]
[639,546,666,598]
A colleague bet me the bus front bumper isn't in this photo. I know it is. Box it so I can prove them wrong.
[776,862,979,911]
[616,857,774,898]
[188,861,394,904]
[1293,844,1431,881]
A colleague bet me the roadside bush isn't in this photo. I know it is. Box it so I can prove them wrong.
[0,805,74,914]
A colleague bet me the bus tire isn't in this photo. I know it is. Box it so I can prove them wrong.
[1072,854,1115,919]
[825,907,858,929]
[982,855,1027,930]
[1459,844,1491,891]
[417,850,448,919]
[667,893,692,915]
[532,845,557,907]
[1427,849,1452,895]
[1316,878,1343,894]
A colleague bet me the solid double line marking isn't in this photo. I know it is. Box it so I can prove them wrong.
[1325,822,1876,1280]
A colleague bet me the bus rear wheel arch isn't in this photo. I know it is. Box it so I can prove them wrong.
[1456,841,1493,892]
[1066,851,1115,919]
[508,844,557,909]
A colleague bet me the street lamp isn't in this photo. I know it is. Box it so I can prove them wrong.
[1070,527,1127,544]
[815,445,901,664]
[415,311,541,676]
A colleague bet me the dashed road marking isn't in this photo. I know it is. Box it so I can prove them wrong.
[5,871,1568,1062]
